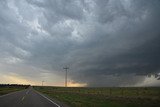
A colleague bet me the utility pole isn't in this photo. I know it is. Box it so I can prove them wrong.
[42,81,44,86]
[63,66,69,87]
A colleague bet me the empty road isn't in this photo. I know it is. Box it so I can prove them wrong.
[0,87,64,107]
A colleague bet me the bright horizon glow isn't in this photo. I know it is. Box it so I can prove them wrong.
[0,73,88,87]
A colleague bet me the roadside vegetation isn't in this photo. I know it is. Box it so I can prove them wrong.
[0,84,29,95]
[34,86,160,107]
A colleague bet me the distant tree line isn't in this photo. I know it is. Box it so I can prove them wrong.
[0,84,30,89]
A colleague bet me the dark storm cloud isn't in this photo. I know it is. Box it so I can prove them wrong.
[0,0,160,86]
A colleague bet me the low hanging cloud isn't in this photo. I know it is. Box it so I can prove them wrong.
[0,0,160,86]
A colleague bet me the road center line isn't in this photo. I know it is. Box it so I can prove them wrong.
[26,90,30,94]
[35,90,61,107]
[21,96,25,101]
[21,89,30,102]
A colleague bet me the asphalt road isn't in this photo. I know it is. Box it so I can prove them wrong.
[0,87,64,107]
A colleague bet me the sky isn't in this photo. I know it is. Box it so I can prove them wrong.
[0,0,160,87]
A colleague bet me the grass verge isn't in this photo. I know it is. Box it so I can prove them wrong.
[34,86,160,107]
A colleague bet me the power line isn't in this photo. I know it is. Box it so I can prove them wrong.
[63,66,69,87]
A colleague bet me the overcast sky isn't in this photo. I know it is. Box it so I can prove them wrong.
[0,0,160,87]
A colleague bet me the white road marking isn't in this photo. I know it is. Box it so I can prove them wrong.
[35,90,61,107]
[26,90,30,94]
[0,93,14,98]
[21,89,30,102]
[0,90,25,98]
[21,96,25,101]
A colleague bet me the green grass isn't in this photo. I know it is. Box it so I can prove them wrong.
[34,86,160,107]
[0,86,26,95]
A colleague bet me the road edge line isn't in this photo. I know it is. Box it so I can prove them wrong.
[0,89,27,98]
[34,90,61,107]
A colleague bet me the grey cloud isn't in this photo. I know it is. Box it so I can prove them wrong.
[0,0,160,86]
[27,0,84,20]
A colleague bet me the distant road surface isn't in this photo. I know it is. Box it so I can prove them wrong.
[0,87,64,107]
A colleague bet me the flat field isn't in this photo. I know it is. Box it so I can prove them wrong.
[34,86,160,107]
